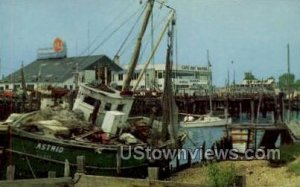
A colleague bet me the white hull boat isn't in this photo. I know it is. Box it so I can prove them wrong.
[180,115,232,128]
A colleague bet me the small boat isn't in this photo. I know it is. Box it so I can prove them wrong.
[180,114,232,128]
[180,50,232,128]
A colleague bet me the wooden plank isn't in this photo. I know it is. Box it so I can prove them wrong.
[286,121,300,140]
[73,174,203,187]
[0,177,72,187]
[228,124,286,130]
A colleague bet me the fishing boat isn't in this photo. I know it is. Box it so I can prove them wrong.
[0,83,168,179]
[0,1,184,179]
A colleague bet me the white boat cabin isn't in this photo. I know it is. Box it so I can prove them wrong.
[73,84,134,132]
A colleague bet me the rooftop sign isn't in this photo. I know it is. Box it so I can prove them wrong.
[53,38,64,52]
[37,38,67,60]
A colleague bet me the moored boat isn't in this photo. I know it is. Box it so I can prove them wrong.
[180,114,232,128]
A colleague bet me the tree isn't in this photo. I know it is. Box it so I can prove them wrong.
[278,73,300,91]
[295,80,300,91]
[244,72,256,80]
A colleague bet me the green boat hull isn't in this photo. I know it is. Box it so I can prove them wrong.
[2,132,149,179]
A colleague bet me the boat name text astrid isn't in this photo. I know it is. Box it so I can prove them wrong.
[36,143,64,153]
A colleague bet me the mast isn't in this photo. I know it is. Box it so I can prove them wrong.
[21,62,27,111]
[122,0,154,91]
[207,50,213,115]
[287,43,291,122]
[0,58,1,80]
[133,10,175,91]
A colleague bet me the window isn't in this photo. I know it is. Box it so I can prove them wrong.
[27,84,34,90]
[118,74,123,81]
[64,85,67,89]
[13,85,20,90]
[104,103,111,111]
[70,85,73,90]
[0,87,3,91]
[83,96,97,106]
[132,73,139,80]
[5,85,9,90]
[117,104,125,112]
[158,72,163,79]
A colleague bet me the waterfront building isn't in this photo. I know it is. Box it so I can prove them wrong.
[0,38,211,96]
[0,39,122,92]
[113,63,212,95]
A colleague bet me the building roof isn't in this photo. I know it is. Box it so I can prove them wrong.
[1,55,122,83]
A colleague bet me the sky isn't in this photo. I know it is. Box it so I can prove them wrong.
[0,0,300,86]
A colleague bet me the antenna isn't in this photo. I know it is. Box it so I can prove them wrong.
[232,60,235,85]
[207,50,210,67]
[88,21,90,54]
[76,40,78,56]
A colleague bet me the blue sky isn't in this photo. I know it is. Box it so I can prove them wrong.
[0,0,299,86]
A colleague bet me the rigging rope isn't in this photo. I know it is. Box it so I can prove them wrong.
[87,4,146,57]
[52,3,146,87]
[134,11,170,81]
[114,3,147,57]
[119,9,168,58]
[79,0,135,57]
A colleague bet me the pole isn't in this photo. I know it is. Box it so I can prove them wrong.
[0,58,1,80]
[133,10,175,91]
[122,0,154,91]
[207,50,213,115]
[75,63,79,89]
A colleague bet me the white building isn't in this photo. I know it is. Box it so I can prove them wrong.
[112,64,212,95]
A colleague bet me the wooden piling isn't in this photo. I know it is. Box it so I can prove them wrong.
[148,167,159,180]
[77,155,86,173]
[239,102,242,123]
[201,141,206,164]
[6,165,15,180]
[176,149,180,170]
[271,111,275,123]
[48,171,56,178]
[64,159,70,177]
[116,146,122,174]
[250,100,255,123]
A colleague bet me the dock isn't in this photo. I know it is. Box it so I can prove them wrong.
[228,123,287,130]
[286,120,300,141]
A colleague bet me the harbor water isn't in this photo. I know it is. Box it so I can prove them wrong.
[174,111,300,166]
